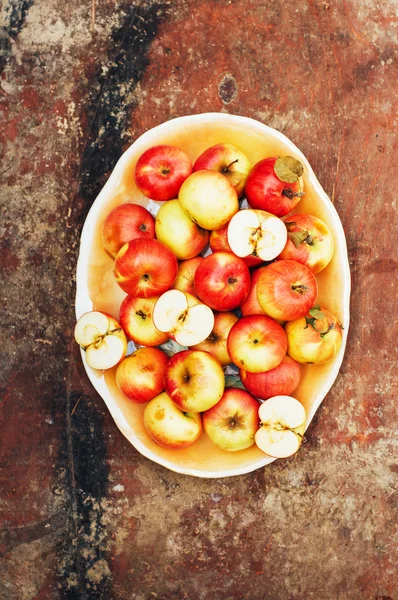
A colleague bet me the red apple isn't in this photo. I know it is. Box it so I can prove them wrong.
[256,260,318,321]
[193,143,251,197]
[116,347,168,403]
[114,238,178,297]
[227,314,287,373]
[203,388,260,451]
[194,251,250,311]
[285,306,343,364]
[278,213,335,274]
[101,203,155,259]
[163,350,225,413]
[173,256,203,296]
[190,311,239,366]
[119,295,169,346]
[144,392,202,448]
[240,267,267,317]
[155,199,209,260]
[240,355,301,400]
[134,145,192,201]
[209,225,263,268]
[245,156,304,217]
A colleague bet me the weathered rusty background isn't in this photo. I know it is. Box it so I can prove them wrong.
[1,0,397,598]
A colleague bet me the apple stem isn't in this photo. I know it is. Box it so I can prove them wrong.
[291,284,309,295]
[222,158,239,173]
[320,322,335,338]
[282,188,305,200]
[135,310,146,320]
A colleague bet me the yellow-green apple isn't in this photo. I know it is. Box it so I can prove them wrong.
[245,156,304,217]
[190,311,239,366]
[240,266,268,317]
[193,251,250,311]
[101,203,155,259]
[119,295,168,346]
[256,259,318,321]
[227,314,287,373]
[285,306,343,364]
[173,256,203,296]
[143,391,202,448]
[114,238,178,297]
[74,311,127,370]
[240,355,301,400]
[163,349,225,412]
[209,225,263,268]
[153,289,214,346]
[134,145,192,201]
[155,199,209,260]
[179,170,239,230]
[193,143,251,197]
[255,396,306,458]
[203,388,260,451]
[116,347,168,403]
[227,209,287,262]
[278,214,334,274]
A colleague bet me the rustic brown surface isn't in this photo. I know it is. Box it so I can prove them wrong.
[1,0,397,598]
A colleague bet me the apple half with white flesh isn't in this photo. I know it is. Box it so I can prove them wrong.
[255,395,306,458]
[152,289,214,346]
[227,209,287,262]
[74,311,127,370]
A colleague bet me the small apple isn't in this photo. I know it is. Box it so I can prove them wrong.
[152,289,214,346]
[179,170,239,230]
[209,225,263,268]
[256,259,318,321]
[173,256,203,297]
[101,203,155,259]
[164,349,225,412]
[203,388,260,451]
[227,209,287,262]
[227,314,287,373]
[74,311,127,370]
[114,238,178,297]
[278,214,334,274]
[143,391,202,448]
[193,143,251,197]
[155,199,209,260]
[245,156,304,217]
[255,396,306,458]
[116,347,168,403]
[285,306,343,365]
[240,266,267,317]
[193,251,250,311]
[134,145,192,201]
[240,355,301,400]
[119,295,169,346]
[190,311,239,366]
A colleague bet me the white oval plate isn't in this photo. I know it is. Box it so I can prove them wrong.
[75,113,350,478]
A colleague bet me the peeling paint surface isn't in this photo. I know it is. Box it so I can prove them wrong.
[0,0,397,598]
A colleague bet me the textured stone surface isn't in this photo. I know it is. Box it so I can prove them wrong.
[0,0,397,598]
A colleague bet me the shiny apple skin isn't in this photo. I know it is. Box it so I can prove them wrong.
[173,256,203,297]
[116,347,168,403]
[245,157,301,217]
[193,143,251,197]
[190,311,239,366]
[155,199,209,260]
[194,251,250,311]
[119,295,169,346]
[240,266,268,316]
[256,260,318,321]
[285,308,343,365]
[114,238,178,297]
[240,355,301,400]
[102,203,155,259]
[134,145,193,201]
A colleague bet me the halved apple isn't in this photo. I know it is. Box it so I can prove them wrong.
[255,395,306,458]
[74,311,127,370]
[227,209,287,261]
[152,289,214,346]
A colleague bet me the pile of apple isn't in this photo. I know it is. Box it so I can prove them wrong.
[75,142,343,460]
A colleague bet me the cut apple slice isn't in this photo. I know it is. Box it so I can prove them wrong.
[254,395,306,458]
[227,209,287,261]
[153,289,214,346]
[74,311,128,370]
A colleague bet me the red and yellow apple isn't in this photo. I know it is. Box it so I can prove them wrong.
[119,295,169,346]
[173,256,203,296]
[74,311,127,370]
[101,203,155,259]
[114,238,178,297]
[193,143,251,197]
[143,391,202,448]
[116,347,168,403]
[163,349,225,412]
[240,355,301,400]
[155,199,209,260]
[240,266,268,317]
[190,311,239,366]
[134,145,192,201]
[203,388,260,451]
[255,396,306,458]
